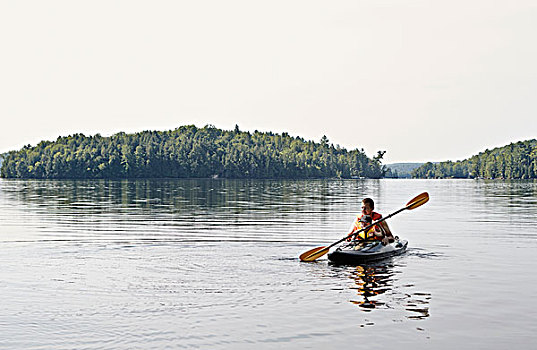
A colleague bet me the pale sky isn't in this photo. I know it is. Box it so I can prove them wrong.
[1,0,536,163]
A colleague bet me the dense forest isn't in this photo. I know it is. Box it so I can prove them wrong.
[412,139,537,179]
[0,125,387,179]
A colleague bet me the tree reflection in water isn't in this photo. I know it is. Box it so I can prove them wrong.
[344,263,431,320]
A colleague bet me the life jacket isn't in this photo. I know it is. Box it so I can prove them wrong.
[352,211,383,240]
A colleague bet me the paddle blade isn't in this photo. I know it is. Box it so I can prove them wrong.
[406,192,429,210]
[299,246,329,262]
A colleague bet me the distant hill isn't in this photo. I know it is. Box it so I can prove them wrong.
[0,125,388,179]
[385,163,424,178]
[412,139,537,179]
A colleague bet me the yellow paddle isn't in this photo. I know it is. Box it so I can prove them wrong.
[299,192,429,262]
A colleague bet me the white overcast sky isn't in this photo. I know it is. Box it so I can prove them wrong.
[1,0,536,163]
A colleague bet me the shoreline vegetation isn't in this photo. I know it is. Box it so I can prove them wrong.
[2,126,535,180]
[411,139,537,179]
[0,125,387,180]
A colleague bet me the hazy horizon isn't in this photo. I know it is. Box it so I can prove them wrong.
[1,1,536,163]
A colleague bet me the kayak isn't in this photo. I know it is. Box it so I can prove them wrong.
[327,239,408,265]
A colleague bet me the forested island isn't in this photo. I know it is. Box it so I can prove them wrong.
[412,139,537,179]
[0,125,387,179]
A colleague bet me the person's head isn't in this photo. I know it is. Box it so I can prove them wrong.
[361,198,374,215]
[360,215,372,225]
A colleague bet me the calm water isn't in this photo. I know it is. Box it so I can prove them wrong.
[1,179,537,349]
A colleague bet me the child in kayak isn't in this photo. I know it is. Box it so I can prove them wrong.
[348,197,394,245]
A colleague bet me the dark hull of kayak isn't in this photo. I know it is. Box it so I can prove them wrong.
[328,240,408,265]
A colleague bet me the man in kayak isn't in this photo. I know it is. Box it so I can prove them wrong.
[349,198,394,245]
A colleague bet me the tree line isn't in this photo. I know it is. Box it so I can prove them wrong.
[1,125,387,179]
[412,139,537,179]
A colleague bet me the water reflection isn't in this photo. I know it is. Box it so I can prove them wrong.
[349,264,393,310]
[336,263,431,320]
[0,179,350,213]
[405,292,431,320]
[0,179,384,244]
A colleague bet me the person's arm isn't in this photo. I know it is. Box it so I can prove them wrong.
[378,221,394,244]
[379,221,393,237]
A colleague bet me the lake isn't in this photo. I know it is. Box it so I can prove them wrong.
[1,178,536,349]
